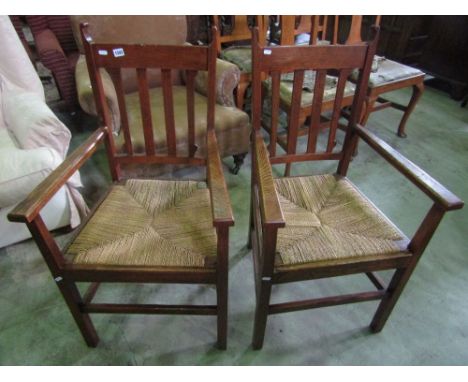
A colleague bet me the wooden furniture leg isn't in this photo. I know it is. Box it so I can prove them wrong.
[235,80,250,110]
[397,81,424,138]
[252,279,272,350]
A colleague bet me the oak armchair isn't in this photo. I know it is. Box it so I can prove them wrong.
[8,24,234,350]
[248,26,463,349]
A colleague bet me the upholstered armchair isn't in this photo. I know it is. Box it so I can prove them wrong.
[71,16,250,174]
[0,16,86,248]
[25,16,79,108]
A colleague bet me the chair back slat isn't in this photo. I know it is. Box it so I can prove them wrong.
[326,68,352,152]
[80,23,219,168]
[286,70,305,156]
[269,71,281,157]
[185,70,197,157]
[107,68,133,155]
[306,69,327,153]
[136,67,156,156]
[161,68,177,155]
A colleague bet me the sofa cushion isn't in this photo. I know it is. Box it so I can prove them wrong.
[0,128,17,149]
[2,89,71,158]
[0,146,62,207]
[221,46,252,73]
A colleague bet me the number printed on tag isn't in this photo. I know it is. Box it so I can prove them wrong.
[113,48,125,57]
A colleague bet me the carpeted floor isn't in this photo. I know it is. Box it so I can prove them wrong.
[0,84,467,365]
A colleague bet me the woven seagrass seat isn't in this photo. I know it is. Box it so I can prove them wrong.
[248,25,463,349]
[66,179,218,268]
[273,175,409,268]
[8,24,234,350]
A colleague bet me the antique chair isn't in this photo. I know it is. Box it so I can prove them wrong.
[72,16,250,174]
[262,16,357,176]
[8,23,234,350]
[248,26,463,349]
[346,16,425,138]
[212,15,268,110]
[25,16,79,108]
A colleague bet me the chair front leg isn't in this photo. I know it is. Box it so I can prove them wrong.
[58,279,100,347]
[252,278,272,350]
[216,225,229,350]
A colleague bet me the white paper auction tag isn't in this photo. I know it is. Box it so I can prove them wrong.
[113,48,125,57]
[98,49,108,56]
[263,49,272,55]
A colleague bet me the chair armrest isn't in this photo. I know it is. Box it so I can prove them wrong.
[194,58,241,107]
[206,130,234,227]
[8,127,107,224]
[75,55,121,132]
[253,131,285,227]
[355,124,464,211]
[34,29,65,58]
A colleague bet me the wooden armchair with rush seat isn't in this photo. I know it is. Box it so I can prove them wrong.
[248,25,463,349]
[8,24,234,350]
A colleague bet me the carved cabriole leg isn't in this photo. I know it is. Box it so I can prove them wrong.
[231,152,247,174]
[397,81,424,138]
[216,225,229,350]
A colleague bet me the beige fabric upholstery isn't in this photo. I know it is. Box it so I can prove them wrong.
[66,179,218,268]
[351,56,424,88]
[264,70,356,108]
[274,174,409,268]
[0,16,87,247]
[114,86,250,159]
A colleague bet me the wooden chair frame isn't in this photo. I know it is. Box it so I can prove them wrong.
[8,24,234,350]
[248,26,463,349]
[264,16,356,176]
[212,15,267,110]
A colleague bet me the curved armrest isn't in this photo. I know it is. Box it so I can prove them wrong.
[8,127,107,224]
[193,58,241,107]
[75,55,120,132]
[207,130,234,227]
[253,131,285,227]
[355,124,464,211]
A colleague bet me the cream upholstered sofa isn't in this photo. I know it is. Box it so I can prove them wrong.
[0,16,86,248]
[70,16,250,175]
